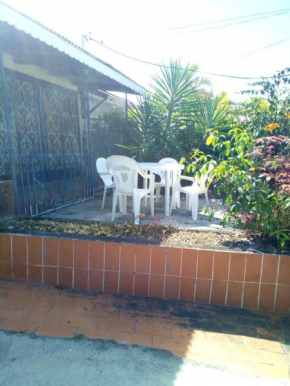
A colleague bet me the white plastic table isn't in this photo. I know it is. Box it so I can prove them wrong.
[138,162,184,216]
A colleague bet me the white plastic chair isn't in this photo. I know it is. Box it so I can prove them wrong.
[155,158,180,204]
[106,155,155,225]
[96,158,115,209]
[195,173,210,205]
[170,176,199,220]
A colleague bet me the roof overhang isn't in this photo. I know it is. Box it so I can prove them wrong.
[0,2,143,95]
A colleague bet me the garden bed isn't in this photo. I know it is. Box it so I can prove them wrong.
[0,217,289,255]
[0,217,289,314]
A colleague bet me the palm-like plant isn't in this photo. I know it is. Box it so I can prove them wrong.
[129,59,210,160]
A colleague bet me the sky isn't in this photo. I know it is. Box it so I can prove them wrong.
[4,0,290,101]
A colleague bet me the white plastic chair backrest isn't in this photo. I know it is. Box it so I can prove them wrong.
[158,158,178,180]
[195,166,213,193]
[96,158,113,186]
[106,156,142,194]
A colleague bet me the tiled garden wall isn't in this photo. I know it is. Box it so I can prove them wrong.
[0,233,289,313]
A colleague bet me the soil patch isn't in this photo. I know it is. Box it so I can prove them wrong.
[0,218,288,254]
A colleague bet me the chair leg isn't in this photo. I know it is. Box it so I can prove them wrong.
[176,192,181,208]
[133,195,141,225]
[102,187,107,209]
[112,191,118,221]
[156,187,161,202]
[170,190,176,215]
[205,191,209,205]
[150,193,154,217]
[191,193,198,221]
[186,195,192,211]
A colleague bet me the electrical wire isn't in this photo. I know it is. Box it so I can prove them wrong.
[235,37,290,60]
[166,8,290,31]
[174,10,290,35]
[85,37,287,80]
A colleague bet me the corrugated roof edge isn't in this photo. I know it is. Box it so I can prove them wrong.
[0,0,144,94]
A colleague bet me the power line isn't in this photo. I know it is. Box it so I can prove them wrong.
[235,37,290,60]
[175,10,290,35]
[84,36,286,80]
[166,8,290,31]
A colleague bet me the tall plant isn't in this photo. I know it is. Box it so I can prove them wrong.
[129,60,210,160]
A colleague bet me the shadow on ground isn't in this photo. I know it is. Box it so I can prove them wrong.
[0,330,286,386]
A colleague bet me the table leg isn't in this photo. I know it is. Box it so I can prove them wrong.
[165,170,170,216]
[143,176,148,207]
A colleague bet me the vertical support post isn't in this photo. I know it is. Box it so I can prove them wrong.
[0,49,20,215]
[125,93,128,119]
[85,71,93,195]
[85,72,92,154]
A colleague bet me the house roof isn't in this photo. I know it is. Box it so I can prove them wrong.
[0,1,143,94]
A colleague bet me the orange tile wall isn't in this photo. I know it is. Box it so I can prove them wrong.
[0,233,289,313]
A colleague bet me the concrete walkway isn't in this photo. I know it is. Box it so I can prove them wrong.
[0,280,289,383]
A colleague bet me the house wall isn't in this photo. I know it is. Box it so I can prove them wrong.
[3,52,78,91]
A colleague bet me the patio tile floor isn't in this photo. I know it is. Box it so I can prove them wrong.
[44,194,227,231]
[0,280,289,380]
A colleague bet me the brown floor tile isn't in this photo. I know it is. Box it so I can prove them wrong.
[0,234,11,264]
[13,264,28,282]
[171,328,207,342]
[105,242,120,271]
[245,253,262,282]
[261,254,279,284]
[188,342,232,358]
[151,247,166,275]
[12,235,27,265]
[43,267,57,286]
[43,237,58,266]
[229,252,246,281]
[134,274,149,297]
[74,269,88,290]
[213,251,230,281]
[243,282,259,309]
[230,347,272,364]
[278,255,290,285]
[36,323,77,338]
[135,245,150,273]
[0,263,12,280]
[89,242,104,270]
[213,358,257,377]
[195,279,211,303]
[115,332,153,348]
[27,236,42,266]
[268,352,288,367]
[88,270,103,292]
[119,272,133,295]
[59,239,73,267]
[98,319,134,333]
[120,244,135,273]
[197,250,213,279]
[79,327,115,340]
[179,277,195,302]
[164,276,180,300]
[0,319,39,333]
[153,336,190,353]
[172,351,212,364]
[206,332,244,347]
[149,275,164,298]
[243,337,284,354]
[1,309,27,321]
[166,248,181,276]
[181,249,197,278]
[135,322,171,338]
[28,266,43,284]
[254,363,289,379]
